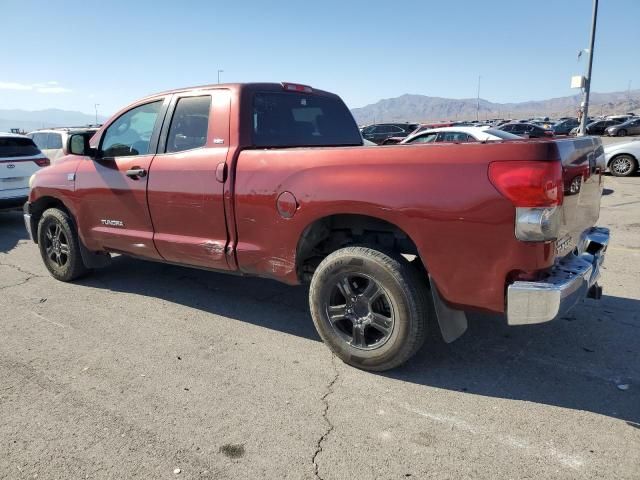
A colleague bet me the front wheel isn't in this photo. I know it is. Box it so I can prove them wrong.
[609,155,637,177]
[37,208,89,281]
[309,246,429,371]
[617,129,628,137]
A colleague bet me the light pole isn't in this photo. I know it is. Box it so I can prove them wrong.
[94,104,100,125]
[217,69,224,84]
[476,75,481,122]
[578,0,598,136]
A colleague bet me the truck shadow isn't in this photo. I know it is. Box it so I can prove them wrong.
[80,254,640,425]
[0,211,28,253]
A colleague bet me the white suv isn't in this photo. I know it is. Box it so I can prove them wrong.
[27,127,98,163]
[0,133,49,210]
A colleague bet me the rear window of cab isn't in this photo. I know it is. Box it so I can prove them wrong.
[252,92,362,148]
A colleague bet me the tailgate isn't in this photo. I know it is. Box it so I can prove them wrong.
[554,136,604,256]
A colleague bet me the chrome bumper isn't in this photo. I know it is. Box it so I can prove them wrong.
[507,227,610,325]
[23,202,34,242]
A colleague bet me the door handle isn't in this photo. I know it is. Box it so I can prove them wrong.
[126,168,147,179]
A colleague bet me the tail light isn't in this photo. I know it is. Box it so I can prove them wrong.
[33,157,50,167]
[489,161,563,242]
[489,161,563,207]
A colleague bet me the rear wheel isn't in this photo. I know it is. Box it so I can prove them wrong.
[609,155,637,177]
[309,246,428,371]
[37,208,89,281]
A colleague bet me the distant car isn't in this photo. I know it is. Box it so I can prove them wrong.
[0,133,49,210]
[603,139,640,176]
[569,119,622,136]
[497,122,554,138]
[552,118,580,135]
[530,120,555,130]
[605,117,640,137]
[381,122,453,145]
[27,127,99,163]
[400,126,521,144]
[361,123,419,144]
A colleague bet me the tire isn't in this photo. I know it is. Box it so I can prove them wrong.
[617,129,627,137]
[609,155,637,177]
[309,246,429,371]
[37,208,89,281]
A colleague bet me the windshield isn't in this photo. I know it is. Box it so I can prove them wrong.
[252,92,362,147]
[483,129,521,140]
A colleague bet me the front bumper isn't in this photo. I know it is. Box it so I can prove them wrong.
[507,227,610,325]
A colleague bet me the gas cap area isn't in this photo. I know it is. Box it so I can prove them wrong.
[276,191,298,218]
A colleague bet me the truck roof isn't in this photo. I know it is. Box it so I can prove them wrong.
[138,82,337,103]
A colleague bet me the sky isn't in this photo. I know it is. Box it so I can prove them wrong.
[1,0,639,116]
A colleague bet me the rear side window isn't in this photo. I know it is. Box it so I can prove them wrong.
[0,137,40,158]
[252,92,362,147]
[166,95,211,153]
[48,133,63,149]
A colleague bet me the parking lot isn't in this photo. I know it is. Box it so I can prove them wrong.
[1,171,639,479]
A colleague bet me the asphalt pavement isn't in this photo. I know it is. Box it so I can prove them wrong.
[1,174,638,479]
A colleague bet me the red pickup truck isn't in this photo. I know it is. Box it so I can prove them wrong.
[24,82,610,371]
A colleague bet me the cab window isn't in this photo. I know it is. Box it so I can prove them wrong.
[166,96,211,153]
[101,101,163,157]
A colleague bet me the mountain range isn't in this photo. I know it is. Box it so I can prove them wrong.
[2,89,639,133]
[350,89,640,125]
[0,108,108,133]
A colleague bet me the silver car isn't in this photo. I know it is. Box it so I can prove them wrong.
[605,117,640,137]
[603,139,640,176]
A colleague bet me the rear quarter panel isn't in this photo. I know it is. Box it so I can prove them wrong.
[234,141,558,314]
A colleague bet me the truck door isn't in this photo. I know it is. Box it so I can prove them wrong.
[147,89,231,270]
[75,98,169,259]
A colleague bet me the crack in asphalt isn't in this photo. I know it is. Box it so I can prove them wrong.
[0,261,45,290]
[312,355,340,480]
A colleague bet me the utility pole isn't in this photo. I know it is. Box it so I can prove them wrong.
[217,69,224,84]
[578,0,598,136]
[476,75,481,122]
[94,104,100,125]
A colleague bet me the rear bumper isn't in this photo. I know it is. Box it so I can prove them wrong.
[507,227,610,325]
[0,195,28,211]
[23,201,34,242]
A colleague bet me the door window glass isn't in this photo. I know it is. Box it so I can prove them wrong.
[101,101,162,157]
[407,132,438,143]
[166,96,211,153]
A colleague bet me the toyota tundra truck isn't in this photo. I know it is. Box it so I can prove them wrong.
[24,82,610,371]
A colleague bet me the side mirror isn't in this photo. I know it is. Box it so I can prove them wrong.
[69,133,99,158]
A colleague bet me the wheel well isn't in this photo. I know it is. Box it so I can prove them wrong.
[296,214,422,282]
[29,197,72,243]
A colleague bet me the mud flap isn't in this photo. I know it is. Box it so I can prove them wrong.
[429,275,468,343]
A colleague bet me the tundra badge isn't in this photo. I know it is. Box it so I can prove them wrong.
[101,219,124,227]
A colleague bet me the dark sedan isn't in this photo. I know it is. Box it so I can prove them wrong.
[497,122,554,138]
[361,123,419,144]
[569,119,622,136]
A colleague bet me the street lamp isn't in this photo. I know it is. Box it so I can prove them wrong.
[476,75,481,122]
[217,69,224,84]
[578,0,598,136]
